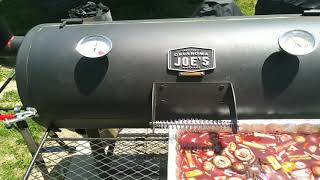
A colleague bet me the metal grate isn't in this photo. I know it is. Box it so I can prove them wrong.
[25,129,168,180]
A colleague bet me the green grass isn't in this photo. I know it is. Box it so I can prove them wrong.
[0,89,43,180]
[1,91,20,103]
[0,0,256,179]
[0,120,44,180]
[236,0,257,15]
[0,57,15,82]
[0,67,11,82]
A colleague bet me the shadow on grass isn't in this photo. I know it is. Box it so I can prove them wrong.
[0,57,16,68]
[43,154,168,180]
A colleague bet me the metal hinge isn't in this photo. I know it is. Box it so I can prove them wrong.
[151,119,234,131]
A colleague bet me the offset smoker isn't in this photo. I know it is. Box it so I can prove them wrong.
[16,15,320,128]
[0,14,318,180]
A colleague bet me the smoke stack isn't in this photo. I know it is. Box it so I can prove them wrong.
[0,16,24,57]
[0,16,13,49]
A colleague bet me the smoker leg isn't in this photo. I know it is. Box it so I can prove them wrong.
[99,129,117,159]
[0,70,15,95]
[49,131,76,153]
[87,129,114,179]
[17,121,49,180]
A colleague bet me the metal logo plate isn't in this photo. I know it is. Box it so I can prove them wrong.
[168,47,215,72]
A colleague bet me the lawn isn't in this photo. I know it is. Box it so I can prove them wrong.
[0,0,256,179]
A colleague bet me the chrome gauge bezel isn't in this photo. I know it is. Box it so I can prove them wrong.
[76,35,112,58]
[278,29,318,56]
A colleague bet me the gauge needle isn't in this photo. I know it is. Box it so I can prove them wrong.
[94,41,98,52]
[291,37,301,47]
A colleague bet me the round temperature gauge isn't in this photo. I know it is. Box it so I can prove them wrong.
[279,30,318,56]
[76,35,112,58]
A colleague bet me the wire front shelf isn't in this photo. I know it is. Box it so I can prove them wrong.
[25,129,169,180]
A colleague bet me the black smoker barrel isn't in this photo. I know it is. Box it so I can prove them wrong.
[15,15,320,129]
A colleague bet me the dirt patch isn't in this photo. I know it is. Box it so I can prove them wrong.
[0,81,17,98]
[56,129,83,138]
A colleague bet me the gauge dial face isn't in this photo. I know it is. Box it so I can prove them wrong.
[279,30,318,56]
[76,35,112,58]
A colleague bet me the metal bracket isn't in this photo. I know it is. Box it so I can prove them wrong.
[59,18,83,28]
[151,82,238,133]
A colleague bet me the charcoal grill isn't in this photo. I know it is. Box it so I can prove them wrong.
[1,11,320,180]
